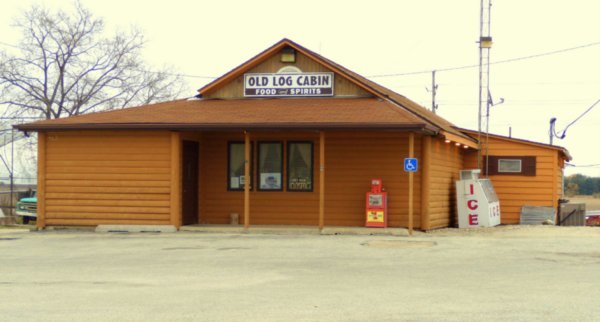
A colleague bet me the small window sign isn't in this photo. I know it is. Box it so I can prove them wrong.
[288,142,313,191]
[228,142,253,191]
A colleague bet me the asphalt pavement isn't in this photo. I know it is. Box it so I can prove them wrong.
[0,226,599,321]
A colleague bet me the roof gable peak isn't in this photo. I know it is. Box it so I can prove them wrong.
[197,38,378,98]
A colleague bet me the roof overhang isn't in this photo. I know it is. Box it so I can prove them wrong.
[441,131,478,149]
[16,122,433,132]
[14,97,435,133]
[457,127,572,161]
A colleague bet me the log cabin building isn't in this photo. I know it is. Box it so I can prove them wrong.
[461,129,571,224]
[16,39,571,230]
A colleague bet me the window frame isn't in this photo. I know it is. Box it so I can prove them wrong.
[483,155,536,176]
[286,141,314,192]
[257,141,284,192]
[498,159,522,173]
[227,141,254,191]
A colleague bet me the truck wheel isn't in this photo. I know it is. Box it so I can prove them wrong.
[22,217,29,225]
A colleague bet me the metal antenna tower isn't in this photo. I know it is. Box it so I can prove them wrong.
[477,0,493,171]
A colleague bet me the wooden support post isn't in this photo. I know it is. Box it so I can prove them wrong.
[408,132,414,236]
[319,131,325,230]
[244,131,250,230]
[420,135,431,231]
[36,132,46,229]
[170,132,181,228]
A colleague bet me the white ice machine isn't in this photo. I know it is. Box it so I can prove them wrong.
[456,169,501,228]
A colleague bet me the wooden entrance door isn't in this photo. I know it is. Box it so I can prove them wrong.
[182,140,199,225]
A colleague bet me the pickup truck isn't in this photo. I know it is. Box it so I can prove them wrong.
[15,192,37,224]
[586,210,600,226]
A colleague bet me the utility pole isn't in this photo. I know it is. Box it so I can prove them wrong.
[477,0,493,171]
[431,70,438,113]
[10,128,14,218]
[549,118,556,145]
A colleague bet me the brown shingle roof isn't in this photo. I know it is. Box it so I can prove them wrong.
[16,98,433,131]
[458,128,572,161]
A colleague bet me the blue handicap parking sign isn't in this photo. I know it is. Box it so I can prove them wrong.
[404,158,418,172]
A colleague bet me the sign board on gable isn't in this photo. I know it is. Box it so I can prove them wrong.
[244,72,334,97]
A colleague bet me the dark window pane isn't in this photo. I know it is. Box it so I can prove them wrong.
[288,142,313,191]
[259,142,282,190]
[229,142,252,190]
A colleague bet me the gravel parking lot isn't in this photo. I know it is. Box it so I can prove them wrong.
[0,226,599,322]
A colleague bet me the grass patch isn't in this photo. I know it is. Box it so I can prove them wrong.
[0,225,29,229]
[568,195,600,211]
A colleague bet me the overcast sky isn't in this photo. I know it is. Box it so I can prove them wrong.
[1,0,599,176]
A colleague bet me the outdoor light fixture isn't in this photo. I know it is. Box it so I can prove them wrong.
[479,36,493,48]
[281,47,296,63]
[455,142,462,147]
[445,139,451,143]
[463,145,469,149]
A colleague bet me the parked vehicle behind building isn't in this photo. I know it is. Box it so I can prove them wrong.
[586,211,600,226]
[16,192,36,224]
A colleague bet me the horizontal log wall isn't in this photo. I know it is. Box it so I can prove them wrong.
[556,156,564,201]
[325,132,421,228]
[428,139,464,229]
[463,137,562,224]
[43,131,173,226]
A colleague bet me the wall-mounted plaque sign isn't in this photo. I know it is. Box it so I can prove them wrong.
[244,72,334,97]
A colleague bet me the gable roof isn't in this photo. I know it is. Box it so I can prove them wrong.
[459,128,572,161]
[199,38,475,144]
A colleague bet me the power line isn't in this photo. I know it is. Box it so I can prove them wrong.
[550,98,600,143]
[146,71,216,79]
[0,41,20,49]
[0,41,218,80]
[4,40,599,80]
[560,98,600,132]
[0,116,45,120]
[437,80,600,87]
[438,99,592,103]
[368,41,600,78]
[565,163,600,168]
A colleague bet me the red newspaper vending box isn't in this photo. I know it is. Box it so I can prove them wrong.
[366,179,388,228]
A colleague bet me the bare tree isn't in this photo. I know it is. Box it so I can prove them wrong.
[0,2,184,120]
